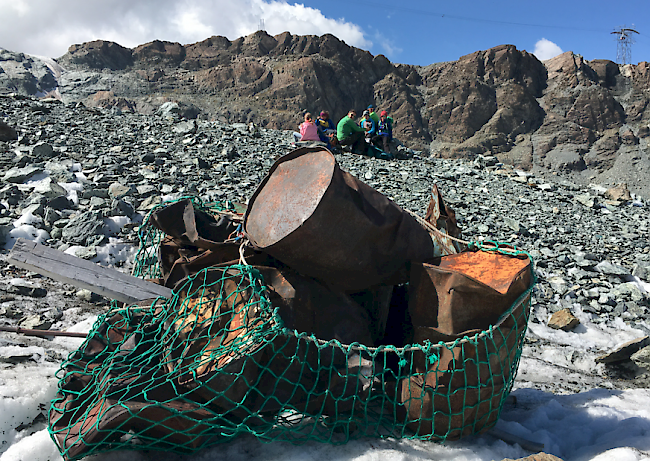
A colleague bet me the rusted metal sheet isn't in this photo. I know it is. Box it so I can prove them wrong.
[398,249,532,439]
[424,184,464,256]
[244,147,435,292]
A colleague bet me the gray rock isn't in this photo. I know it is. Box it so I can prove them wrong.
[595,260,630,276]
[108,182,135,200]
[156,102,180,118]
[612,282,646,302]
[548,276,568,294]
[3,166,43,183]
[141,153,156,163]
[173,120,197,135]
[596,336,650,363]
[575,194,596,208]
[44,207,61,225]
[31,141,55,158]
[33,178,67,198]
[631,345,650,367]
[4,280,47,298]
[61,210,106,246]
[47,195,73,210]
[0,223,10,245]
[193,157,210,169]
[111,199,135,217]
[0,120,18,141]
[19,314,52,330]
[74,246,97,260]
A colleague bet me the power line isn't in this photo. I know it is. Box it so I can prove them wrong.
[328,0,610,34]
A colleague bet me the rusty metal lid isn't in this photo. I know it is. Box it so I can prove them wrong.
[244,148,335,249]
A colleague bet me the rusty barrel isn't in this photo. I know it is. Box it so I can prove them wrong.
[243,147,434,292]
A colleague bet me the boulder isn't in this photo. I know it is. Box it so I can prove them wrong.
[548,308,580,331]
[0,120,17,142]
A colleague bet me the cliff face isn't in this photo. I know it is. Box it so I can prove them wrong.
[2,32,650,196]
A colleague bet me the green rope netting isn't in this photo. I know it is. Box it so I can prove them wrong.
[132,196,239,280]
[48,200,534,460]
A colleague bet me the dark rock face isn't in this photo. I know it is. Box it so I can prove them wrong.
[59,40,133,70]
[3,34,650,197]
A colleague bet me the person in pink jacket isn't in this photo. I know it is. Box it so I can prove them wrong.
[298,112,321,142]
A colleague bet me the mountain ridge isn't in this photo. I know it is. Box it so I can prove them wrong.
[1,31,650,198]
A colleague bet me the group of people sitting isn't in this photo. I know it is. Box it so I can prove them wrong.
[294,104,393,158]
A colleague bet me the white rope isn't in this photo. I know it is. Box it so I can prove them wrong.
[405,209,470,246]
[239,239,250,266]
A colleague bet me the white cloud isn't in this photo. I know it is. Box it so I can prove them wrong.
[0,0,371,58]
[376,37,402,59]
[533,38,563,61]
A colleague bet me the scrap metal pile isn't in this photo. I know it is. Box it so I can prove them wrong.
[48,147,534,460]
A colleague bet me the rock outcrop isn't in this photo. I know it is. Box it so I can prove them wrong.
[2,33,650,197]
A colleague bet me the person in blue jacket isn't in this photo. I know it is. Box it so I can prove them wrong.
[316,110,337,148]
[371,110,392,153]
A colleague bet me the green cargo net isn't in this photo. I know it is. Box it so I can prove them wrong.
[48,200,535,460]
[131,196,240,280]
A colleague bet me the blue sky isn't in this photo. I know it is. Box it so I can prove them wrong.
[324,0,650,65]
[0,0,648,66]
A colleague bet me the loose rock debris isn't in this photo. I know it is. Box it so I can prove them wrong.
[43,148,534,459]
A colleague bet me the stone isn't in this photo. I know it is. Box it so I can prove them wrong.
[596,336,650,363]
[61,210,106,246]
[33,178,67,198]
[575,194,595,208]
[222,146,238,159]
[138,195,162,211]
[47,195,74,210]
[44,207,62,225]
[548,277,568,295]
[502,453,564,461]
[108,182,135,199]
[631,345,650,367]
[141,152,156,163]
[612,282,646,302]
[4,280,47,298]
[595,261,629,276]
[0,223,10,245]
[156,102,180,118]
[173,120,197,135]
[605,183,632,202]
[0,120,18,141]
[89,196,106,207]
[548,308,580,331]
[193,157,210,169]
[31,141,55,158]
[111,199,135,217]
[619,128,639,145]
[74,246,97,260]
[19,314,52,330]
[3,166,43,183]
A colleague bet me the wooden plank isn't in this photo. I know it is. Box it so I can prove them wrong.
[8,238,172,304]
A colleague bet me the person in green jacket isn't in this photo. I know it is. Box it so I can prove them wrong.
[337,109,367,155]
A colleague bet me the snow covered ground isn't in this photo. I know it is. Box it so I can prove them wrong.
[1,296,649,461]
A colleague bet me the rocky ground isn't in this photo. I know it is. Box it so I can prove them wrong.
[4,35,650,201]
[1,94,650,457]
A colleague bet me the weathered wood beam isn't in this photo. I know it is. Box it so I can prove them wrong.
[8,238,172,304]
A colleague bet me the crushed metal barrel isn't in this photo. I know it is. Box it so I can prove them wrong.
[48,147,535,460]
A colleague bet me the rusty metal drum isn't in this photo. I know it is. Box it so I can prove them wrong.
[243,147,434,292]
